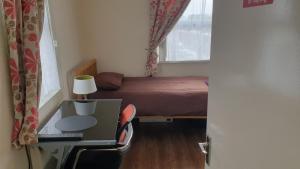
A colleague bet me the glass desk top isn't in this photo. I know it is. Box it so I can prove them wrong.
[38,99,122,144]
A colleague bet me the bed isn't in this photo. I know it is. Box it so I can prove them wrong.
[72,59,208,119]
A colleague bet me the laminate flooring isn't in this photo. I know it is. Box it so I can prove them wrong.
[120,120,206,169]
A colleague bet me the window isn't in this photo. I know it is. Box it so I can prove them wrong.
[159,0,213,62]
[39,0,61,107]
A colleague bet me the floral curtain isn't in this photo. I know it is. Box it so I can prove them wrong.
[146,0,191,76]
[2,0,44,148]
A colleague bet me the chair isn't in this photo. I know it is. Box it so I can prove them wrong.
[117,104,136,144]
[67,104,136,169]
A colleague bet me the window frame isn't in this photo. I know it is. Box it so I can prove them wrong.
[39,0,63,110]
[158,0,213,63]
[158,40,211,64]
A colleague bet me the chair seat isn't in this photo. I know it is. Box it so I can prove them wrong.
[64,148,123,169]
[75,151,122,169]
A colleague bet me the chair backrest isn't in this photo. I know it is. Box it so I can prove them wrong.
[117,104,136,144]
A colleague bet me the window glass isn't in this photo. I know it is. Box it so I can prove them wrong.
[39,1,61,106]
[160,0,213,62]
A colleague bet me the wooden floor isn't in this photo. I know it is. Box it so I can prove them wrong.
[120,120,207,169]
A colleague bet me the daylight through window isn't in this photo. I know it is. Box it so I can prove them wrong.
[159,0,213,62]
[39,0,61,107]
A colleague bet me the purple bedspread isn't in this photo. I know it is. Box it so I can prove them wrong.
[89,77,208,117]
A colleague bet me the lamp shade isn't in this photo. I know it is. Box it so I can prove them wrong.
[73,75,97,95]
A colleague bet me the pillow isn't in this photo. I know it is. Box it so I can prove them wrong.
[94,72,124,90]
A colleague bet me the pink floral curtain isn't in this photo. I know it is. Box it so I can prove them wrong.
[146,0,191,76]
[2,0,44,148]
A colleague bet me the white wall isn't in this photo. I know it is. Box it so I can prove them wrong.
[77,0,209,77]
[207,0,300,169]
[50,0,85,99]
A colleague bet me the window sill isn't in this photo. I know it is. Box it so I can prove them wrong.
[159,60,210,64]
[38,89,63,126]
[39,89,62,108]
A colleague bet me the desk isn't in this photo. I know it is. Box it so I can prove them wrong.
[36,99,122,169]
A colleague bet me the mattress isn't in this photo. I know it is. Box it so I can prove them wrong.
[89,77,208,117]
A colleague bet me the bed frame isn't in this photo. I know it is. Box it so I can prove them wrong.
[72,59,98,77]
[72,59,207,120]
